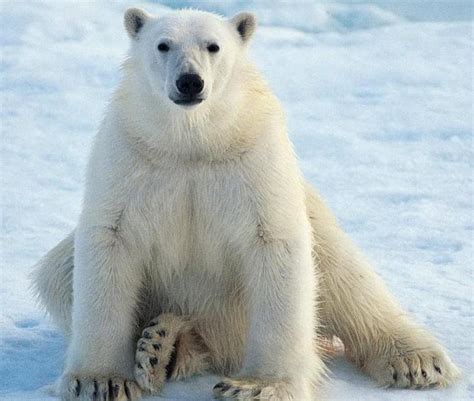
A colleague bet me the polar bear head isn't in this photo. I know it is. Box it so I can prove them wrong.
[124,8,256,110]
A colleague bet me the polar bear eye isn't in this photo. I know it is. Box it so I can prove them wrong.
[207,43,220,53]
[157,43,170,52]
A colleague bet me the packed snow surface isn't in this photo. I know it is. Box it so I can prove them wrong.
[0,1,472,400]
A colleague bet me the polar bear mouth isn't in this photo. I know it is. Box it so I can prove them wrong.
[172,98,204,106]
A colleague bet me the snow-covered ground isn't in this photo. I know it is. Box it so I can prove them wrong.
[1,1,472,400]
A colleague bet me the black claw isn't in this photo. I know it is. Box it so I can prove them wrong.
[392,371,398,382]
[74,379,81,397]
[214,382,231,392]
[158,330,166,337]
[107,380,113,401]
[143,331,152,339]
[165,341,179,380]
[252,389,262,397]
[136,362,143,369]
[434,365,442,374]
[232,388,241,396]
[138,346,145,352]
[113,384,120,399]
[220,383,230,392]
[153,343,161,351]
[421,369,427,378]
[93,380,98,398]
[150,357,158,367]
[124,382,131,401]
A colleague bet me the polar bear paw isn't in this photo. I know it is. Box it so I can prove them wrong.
[213,378,293,401]
[59,374,141,401]
[134,314,184,393]
[363,339,460,389]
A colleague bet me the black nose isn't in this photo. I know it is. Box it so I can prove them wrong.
[176,74,204,96]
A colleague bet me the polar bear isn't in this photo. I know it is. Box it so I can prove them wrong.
[32,7,460,401]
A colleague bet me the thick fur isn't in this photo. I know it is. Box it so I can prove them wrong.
[31,8,459,401]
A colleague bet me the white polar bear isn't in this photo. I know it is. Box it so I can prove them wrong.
[32,7,460,401]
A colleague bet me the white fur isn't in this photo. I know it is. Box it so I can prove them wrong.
[32,8,459,401]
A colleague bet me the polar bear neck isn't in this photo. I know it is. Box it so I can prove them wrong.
[112,59,282,163]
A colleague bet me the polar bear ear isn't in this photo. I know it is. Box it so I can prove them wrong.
[124,7,151,39]
[231,12,257,43]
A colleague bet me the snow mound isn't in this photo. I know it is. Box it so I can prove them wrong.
[156,0,402,33]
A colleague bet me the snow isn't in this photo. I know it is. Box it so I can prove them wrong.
[0,1,472,400]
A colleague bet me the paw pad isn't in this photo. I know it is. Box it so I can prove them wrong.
[134,314,184,394]
[213,378,282,400]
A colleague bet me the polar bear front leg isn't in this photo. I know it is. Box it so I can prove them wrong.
[214,238,324,401]
[59,226,144,401]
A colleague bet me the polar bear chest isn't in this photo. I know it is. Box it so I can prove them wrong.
[138,161,255,282]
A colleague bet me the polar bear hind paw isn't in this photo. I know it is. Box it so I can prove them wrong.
[213,378,293,401]
[134,314,183,393]
[59,375,141,401]
[363,343,460,389]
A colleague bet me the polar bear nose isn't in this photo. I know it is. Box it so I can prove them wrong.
[176,74,204,96]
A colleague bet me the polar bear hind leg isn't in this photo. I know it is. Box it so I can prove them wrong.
[304,183,460,388]
[31,231,75,335]
[134,313,211,394]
